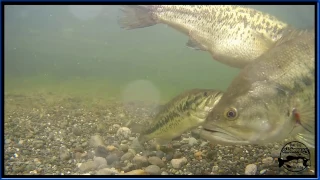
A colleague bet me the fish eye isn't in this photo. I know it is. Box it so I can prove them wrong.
[224,107,238,120]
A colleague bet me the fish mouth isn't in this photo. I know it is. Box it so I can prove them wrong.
[200,126,250,145]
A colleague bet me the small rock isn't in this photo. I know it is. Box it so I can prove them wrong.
[171,157,187,169]
[129,138,143,152]
[173,151,183,159]
[194,151,202,160]
[74,146,84,153]
[75,152,82,160]
[260,169,267,175]
[200,142,208,147]
[120,144,129,152]
[145,165,161,175]
[121,152,134,161]
[81,142,88,147]
[245,164,257,175]
[166,153,173,161]
[234,147,242,154]
[106,153,119,165]
[128,148,136,155]
[106,145,117,152]
[60,148,70,161]
[262,157,274,165]
[122,163,135,172]
[188,137,198,146]
[133,155,148,168]
[271,149,281,158]
[122,169,147,175]
[112,124,121,129]
[33,140,44,149]
[79,161,96,172]
[148,156,165,167]
[116,127,131,140]
[5,139,11,144]
[212,165,219,172]
[240,157,245,161]
[95,146,108,158]
[161,171,169,175]
[72,127,82,136]
[96,168,119,175]
[172,142,181,148]
[155,151,165,159]
[89,135,104,148]
[94,157,107,169]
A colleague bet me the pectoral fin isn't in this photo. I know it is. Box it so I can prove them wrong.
[186,39,206,51]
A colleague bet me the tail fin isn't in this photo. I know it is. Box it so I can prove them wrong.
[118,5,157,30]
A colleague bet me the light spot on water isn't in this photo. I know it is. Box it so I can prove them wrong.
[121,79,160,109]
[68,5,103,21]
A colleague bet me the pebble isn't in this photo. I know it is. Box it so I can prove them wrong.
[173,151,183,159]
[271,149,281,158]
[260,169,267,175]
[172,142,181,148]
[156,151,165,159]
[122,169,147,175]
[212,165,219,173]
[122,163,135,172]
[93,157,107,169]
[129,138,143,152]
[171,157,187,169]
[234,147,242,154]
[79,161,96,172]
[81,142,88,147]
[145,165,161,175]
[120,144,129,152]
[106,153,119,165]
[121,152,134,161]
[262,157,274,165]
[148,156,165,167]
[96,168,119,175]
[89,135,105,148]
[188,137,198,146]
[245,164,257,175]
[106,145,117,152]
[194,151,202,160]
[5,139,11,144]
[161,171,169,175]
[132,155,148,168]
[95,146,108,158]
[116,127,131,140]
[200,142,208,147]
[60,148,71,161]
[72,127,82,136]
[74,146,84,153]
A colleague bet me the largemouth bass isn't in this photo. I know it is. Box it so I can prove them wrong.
[132,89,223,145]
[118,5,292,68]
[200,29,315,148]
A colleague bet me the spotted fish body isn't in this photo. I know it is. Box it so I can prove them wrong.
[201,29,315,148]
[137,89,223,144]
[118,5,292,68]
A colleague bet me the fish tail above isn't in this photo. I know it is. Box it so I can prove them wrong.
[118,5,157,30]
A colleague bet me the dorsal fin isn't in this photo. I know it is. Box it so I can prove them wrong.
[274,27,314,47]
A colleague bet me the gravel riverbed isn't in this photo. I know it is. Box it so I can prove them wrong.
[4,92,315,176]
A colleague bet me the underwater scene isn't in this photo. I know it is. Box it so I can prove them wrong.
[4,5,316,175]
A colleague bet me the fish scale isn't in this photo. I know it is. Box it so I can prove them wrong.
[118,5,291,68]
[202,29,315,148]
[136,89,223,145]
